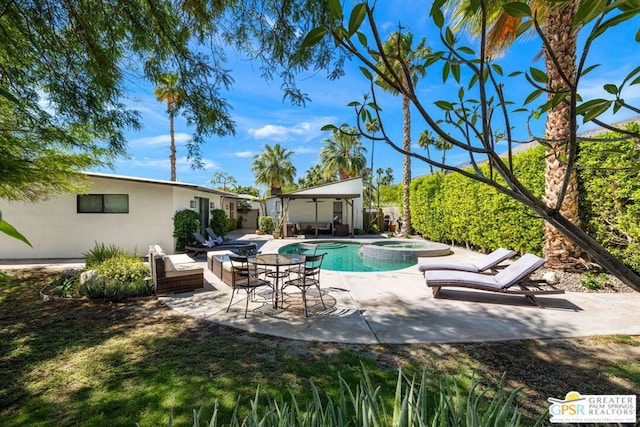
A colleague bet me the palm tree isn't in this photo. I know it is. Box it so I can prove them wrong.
[154,73,185,182]
[375,32,430,236]
[299,164,336,188]
[417,130,435,174]
[251,143,297,195]
[364,118,380,224]
[448,0,582,268]
[319,126,367,180]
[434,136,453,169]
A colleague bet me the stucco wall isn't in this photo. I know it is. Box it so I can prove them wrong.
[0,176,224,259]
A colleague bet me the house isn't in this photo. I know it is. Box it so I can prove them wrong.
[0,172,242,259]
[265,177,363,238]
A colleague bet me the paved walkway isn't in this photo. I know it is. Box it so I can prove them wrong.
[159,232,640,344]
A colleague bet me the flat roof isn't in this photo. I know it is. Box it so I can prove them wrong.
[275,193,360,200]
[84,172,239,198]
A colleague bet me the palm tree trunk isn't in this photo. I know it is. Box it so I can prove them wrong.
[401,93,412,235]
[169,102,177,182]
[542,0,582,269]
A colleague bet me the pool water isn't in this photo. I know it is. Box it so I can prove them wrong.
[279,241,415,272]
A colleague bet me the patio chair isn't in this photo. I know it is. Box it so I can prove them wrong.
[283,253,327,316]
[205,227,226,244]
[227,255,273,317]
[192,231,216,247]
[418,248,516,274]
[424,253,564,307]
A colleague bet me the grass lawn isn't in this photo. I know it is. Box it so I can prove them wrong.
[1,268,638,426]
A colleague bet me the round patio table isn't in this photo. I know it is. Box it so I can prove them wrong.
[248,253,305,309]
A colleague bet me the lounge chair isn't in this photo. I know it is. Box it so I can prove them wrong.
[192,231,217,247]
[187,232,257,257]
[418,248,516,274]
[205,227,227,243]
[424,253,564,307]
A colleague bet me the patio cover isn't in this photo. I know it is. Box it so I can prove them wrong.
[276,193,360,238]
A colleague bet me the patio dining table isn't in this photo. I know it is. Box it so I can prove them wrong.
[247,253,305,309]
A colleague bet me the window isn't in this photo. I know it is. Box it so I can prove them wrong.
[77,194,129,213]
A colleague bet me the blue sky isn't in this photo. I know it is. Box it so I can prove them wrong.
[93,2,640,190]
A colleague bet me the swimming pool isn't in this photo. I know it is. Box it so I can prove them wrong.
[278,240,421,272]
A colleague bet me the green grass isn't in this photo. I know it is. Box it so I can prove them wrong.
[1,269,639,426]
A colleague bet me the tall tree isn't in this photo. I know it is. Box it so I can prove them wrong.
[252,143,297,195]
[154,73,185,181]
[1,0,345,201]
[210,171,238,191]
[447,0,582,268]
[364,118,380,217]
[434,135,453,167]
[375,32,430,236]
[299,164,337,188]
[320,126,367,180]
[417,131,435,175]
[302,1,640,290]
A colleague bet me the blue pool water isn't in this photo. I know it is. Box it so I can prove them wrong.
[279,241,415,272]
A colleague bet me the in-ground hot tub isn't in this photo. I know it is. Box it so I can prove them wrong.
[361,240,451,261]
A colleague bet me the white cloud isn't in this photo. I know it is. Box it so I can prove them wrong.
[247,119,332,143]
[131,156,217,171]
[291,145,319,155]
[234,151,255,158]
[130,133,191,147]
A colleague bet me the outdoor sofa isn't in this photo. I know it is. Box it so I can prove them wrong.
[294,222,332,235]
[149,244,204,294]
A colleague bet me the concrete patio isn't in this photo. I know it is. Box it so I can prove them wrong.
[160,232,640,344]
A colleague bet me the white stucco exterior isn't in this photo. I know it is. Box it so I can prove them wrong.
[0,173,233,259]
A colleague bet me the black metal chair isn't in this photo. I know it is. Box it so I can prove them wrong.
[297,242,318,255]
[227,255,272,317]
[283,253,326,316]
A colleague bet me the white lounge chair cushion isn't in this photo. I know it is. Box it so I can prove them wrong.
[425,253,546,291]
[418,248,516,272]
[425,270,504,290]
[419,262,481,273]
[494,254,546,287]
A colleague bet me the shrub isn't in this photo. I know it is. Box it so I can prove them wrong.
[411,146,545,254]
[577,124,640,271]
[84,242,128,268]
[82,255,152,302]
[173,209,201,251]
[258,216,275,234]
[48,271,82,298]
[160,367,524,426]
[209,208,232,236]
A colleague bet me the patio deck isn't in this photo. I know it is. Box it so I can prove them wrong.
[159,230,640,344]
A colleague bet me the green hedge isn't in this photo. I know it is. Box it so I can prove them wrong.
[577,124,640,270]
[411,127,640,271]
[411,146,545,255]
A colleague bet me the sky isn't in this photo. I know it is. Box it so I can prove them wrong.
[91,2,640,190]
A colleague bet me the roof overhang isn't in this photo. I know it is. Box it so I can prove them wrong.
[276,193,360,200]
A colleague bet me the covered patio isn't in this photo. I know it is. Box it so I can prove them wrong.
[265,177,363,238]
